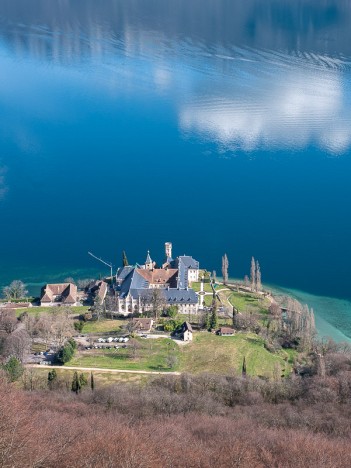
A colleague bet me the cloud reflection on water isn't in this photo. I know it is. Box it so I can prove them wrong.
[179,54,351,154]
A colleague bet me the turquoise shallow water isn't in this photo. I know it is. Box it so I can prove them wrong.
[269,285,351,343]
[0,0,351,340]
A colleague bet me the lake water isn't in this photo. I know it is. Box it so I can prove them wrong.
[1,0,351,341]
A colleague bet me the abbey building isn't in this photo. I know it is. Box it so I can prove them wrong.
[114,242,200,315]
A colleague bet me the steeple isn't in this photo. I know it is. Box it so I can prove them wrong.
[145,250,153,270]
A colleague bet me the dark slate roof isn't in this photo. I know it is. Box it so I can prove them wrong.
[178,256,199,270]
[119,269,150,298]
[163,288,198,304]
[180,321,193,333]
[170,255,199,289]
[116,266,134,281]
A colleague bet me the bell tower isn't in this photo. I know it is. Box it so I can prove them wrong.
[145,250,153,270]
[165,242,172,261]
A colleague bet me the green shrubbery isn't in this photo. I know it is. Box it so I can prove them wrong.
[57,338,77,364]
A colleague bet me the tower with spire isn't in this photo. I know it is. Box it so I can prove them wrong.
[145,250,154,270]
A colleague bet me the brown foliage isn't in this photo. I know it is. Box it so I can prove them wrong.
[1,350,351,468]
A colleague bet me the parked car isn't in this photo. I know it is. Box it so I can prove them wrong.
[107,337,113,343]
[97,338,105,343]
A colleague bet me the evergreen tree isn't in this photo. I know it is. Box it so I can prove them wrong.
[71,371,81,394]
[122,250,129,267]
[242,356,247,377]
[250,257,256,291]
[232,305,238,328]
[79,373,88,388]
[209,299,218,330]
[90,372,95,391]
[204,311,211,330]
[47,369,57,390]
[2,356,24,382]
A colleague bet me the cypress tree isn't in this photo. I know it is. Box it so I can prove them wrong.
[122,250,129,267]
[242,356,247,377]
[209,299,218,330]
[48,369,57,390]
[90,372,95,391]
[79,373,88,388]
[71,371,81,394]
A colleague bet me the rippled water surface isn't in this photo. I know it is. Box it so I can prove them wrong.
[1,0,351,339]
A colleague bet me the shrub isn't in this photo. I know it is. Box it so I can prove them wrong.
[2,356,24,382]
[74,321,84,332]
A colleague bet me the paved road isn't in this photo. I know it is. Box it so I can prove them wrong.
[28,364,180,376]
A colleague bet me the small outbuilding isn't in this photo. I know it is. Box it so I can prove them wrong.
[132,317,154,333]
[218,327,235,336]
[179,321,193,342]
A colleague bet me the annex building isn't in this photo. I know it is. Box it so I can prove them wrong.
[115,242,200,315]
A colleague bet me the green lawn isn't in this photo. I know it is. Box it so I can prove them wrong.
[191,282,213,293]
[217,289,269,314]
[81,319,128,334]
[179,333,294,377]
[67,338,180,372]
[16,306,89,317]
[66,331,295,378]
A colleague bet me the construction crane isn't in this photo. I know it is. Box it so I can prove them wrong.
[88,251,113,279]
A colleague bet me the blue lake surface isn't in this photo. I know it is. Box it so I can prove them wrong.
[0,0,351,340]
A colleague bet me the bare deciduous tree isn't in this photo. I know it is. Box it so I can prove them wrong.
[222,254,229,285]
[141,289,166,321]
[0,310,17,334]
[256,261,262,291]
[250,257,256,291]
[2,280,28,301]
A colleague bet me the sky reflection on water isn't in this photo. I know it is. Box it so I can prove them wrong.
[1,0,351,340]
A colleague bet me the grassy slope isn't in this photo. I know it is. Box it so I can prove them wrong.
[179,333,293,377]
[68,338,179,372]
[67,333,295,377]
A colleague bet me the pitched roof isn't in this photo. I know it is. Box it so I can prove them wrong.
[97,281,108,301]
[178,256,199,269]
[116,266,134,281]
[137,269,178,287]
[163,288,198,304]
[40,283,77,304]
[132,317,154,331]
[180,321,193,333]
